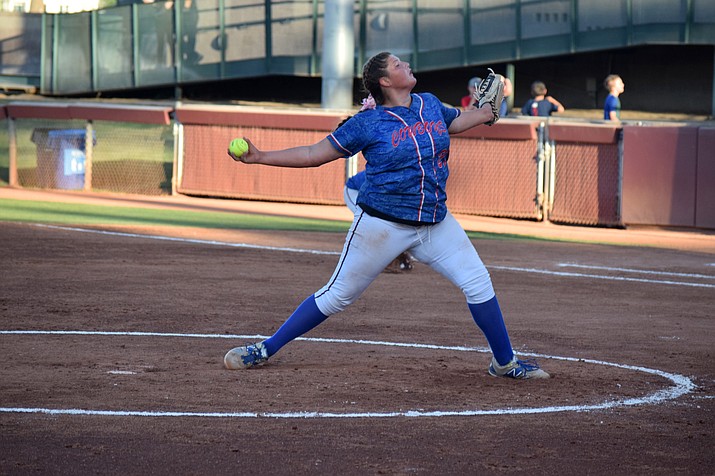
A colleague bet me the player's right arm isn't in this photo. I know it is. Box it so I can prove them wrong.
[230,137,343,168]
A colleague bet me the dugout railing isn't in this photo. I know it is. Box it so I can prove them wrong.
[1,101,713,230]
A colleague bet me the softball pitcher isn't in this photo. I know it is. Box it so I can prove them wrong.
[225,51,549,379]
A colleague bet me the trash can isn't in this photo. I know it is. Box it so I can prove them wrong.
[30,128,96,190]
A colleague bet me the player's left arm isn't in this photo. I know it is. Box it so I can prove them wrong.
[448,105,495,134]
[546,96,565,113]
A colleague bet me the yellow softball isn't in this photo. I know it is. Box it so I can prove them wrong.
[229,138,249,158]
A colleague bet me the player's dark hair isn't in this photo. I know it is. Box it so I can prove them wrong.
[334,115,353,131]
[362,51,391,105]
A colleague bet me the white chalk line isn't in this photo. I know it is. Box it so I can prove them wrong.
[491,266,714,288]
[30,224,712,288]
[0,329,697,419]
[31,224,340,256]
[558,263,715,280]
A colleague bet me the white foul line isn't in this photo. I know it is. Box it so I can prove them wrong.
[558,263,715,280]
[491,265,714,288]
[30,224,712,288]
[32,224,340,256]
[0,329,697,419]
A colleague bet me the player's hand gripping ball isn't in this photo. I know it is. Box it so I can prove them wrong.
[229,138,249,160]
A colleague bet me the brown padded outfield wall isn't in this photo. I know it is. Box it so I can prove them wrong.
[3,101,713,230]
[176,106,347,205]
[548,123,622,227]
[448,120,542,220]
[696,128,715,229]
[176,105,545,218]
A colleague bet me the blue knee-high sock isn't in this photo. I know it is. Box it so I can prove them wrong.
[468,296,514,366]
[263,295,328,357]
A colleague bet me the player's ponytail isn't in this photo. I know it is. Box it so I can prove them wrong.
[361,51,391,106]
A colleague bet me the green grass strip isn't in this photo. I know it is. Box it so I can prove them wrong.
[0,197,560,243]
[0,198,352,233]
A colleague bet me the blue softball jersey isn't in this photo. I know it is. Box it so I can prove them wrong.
[328,93,460,225]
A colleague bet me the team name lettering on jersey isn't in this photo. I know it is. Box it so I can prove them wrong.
[391,120,447,147]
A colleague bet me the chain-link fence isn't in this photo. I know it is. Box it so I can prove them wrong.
[449,136,541,220]
[11,117,173,195]
[545,123,623,227]
[90,121,173,195]
[2,102,637,227]
[548,141,621,226]
[13,118,88,189]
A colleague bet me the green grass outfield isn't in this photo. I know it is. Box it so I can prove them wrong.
[0,197,549,242]
[0,198,351,234]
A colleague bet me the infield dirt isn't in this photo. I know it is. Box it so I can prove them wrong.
[0,188,713,474]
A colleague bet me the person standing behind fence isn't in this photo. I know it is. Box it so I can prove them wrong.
[463,75,511,116]
[461,76,482,110]
[603,74,625,121]
[224,51,549,380]
[521,81,564,117]
[499,77,513,118]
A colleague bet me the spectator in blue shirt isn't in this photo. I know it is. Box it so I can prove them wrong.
[521,81,564,117]
[603,74,625,121]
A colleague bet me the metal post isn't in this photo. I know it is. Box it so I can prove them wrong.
[8,118,18,187]
[515,0,522,59]
[626,0,633,45]
[358,0,367,73]
[311,0,318,75]
[570,0,578,53]
[175,0,183,82]
[462,0,470,65]
[321,0,355,109]
[219,0,226,78]
[171,121,177,196]
[132,3,140,87]
[40,13,46,94]
[712,48,715,119]
[506,63,515,112]
[176,122,185,195]
[616,128,624,226]
[265,0,272,73]
[536,122,545,221]
[683,0,693,43]
[411,0,418,69]
[84,121,93,192]
[90,10,98,91]
[52,14,59,93]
